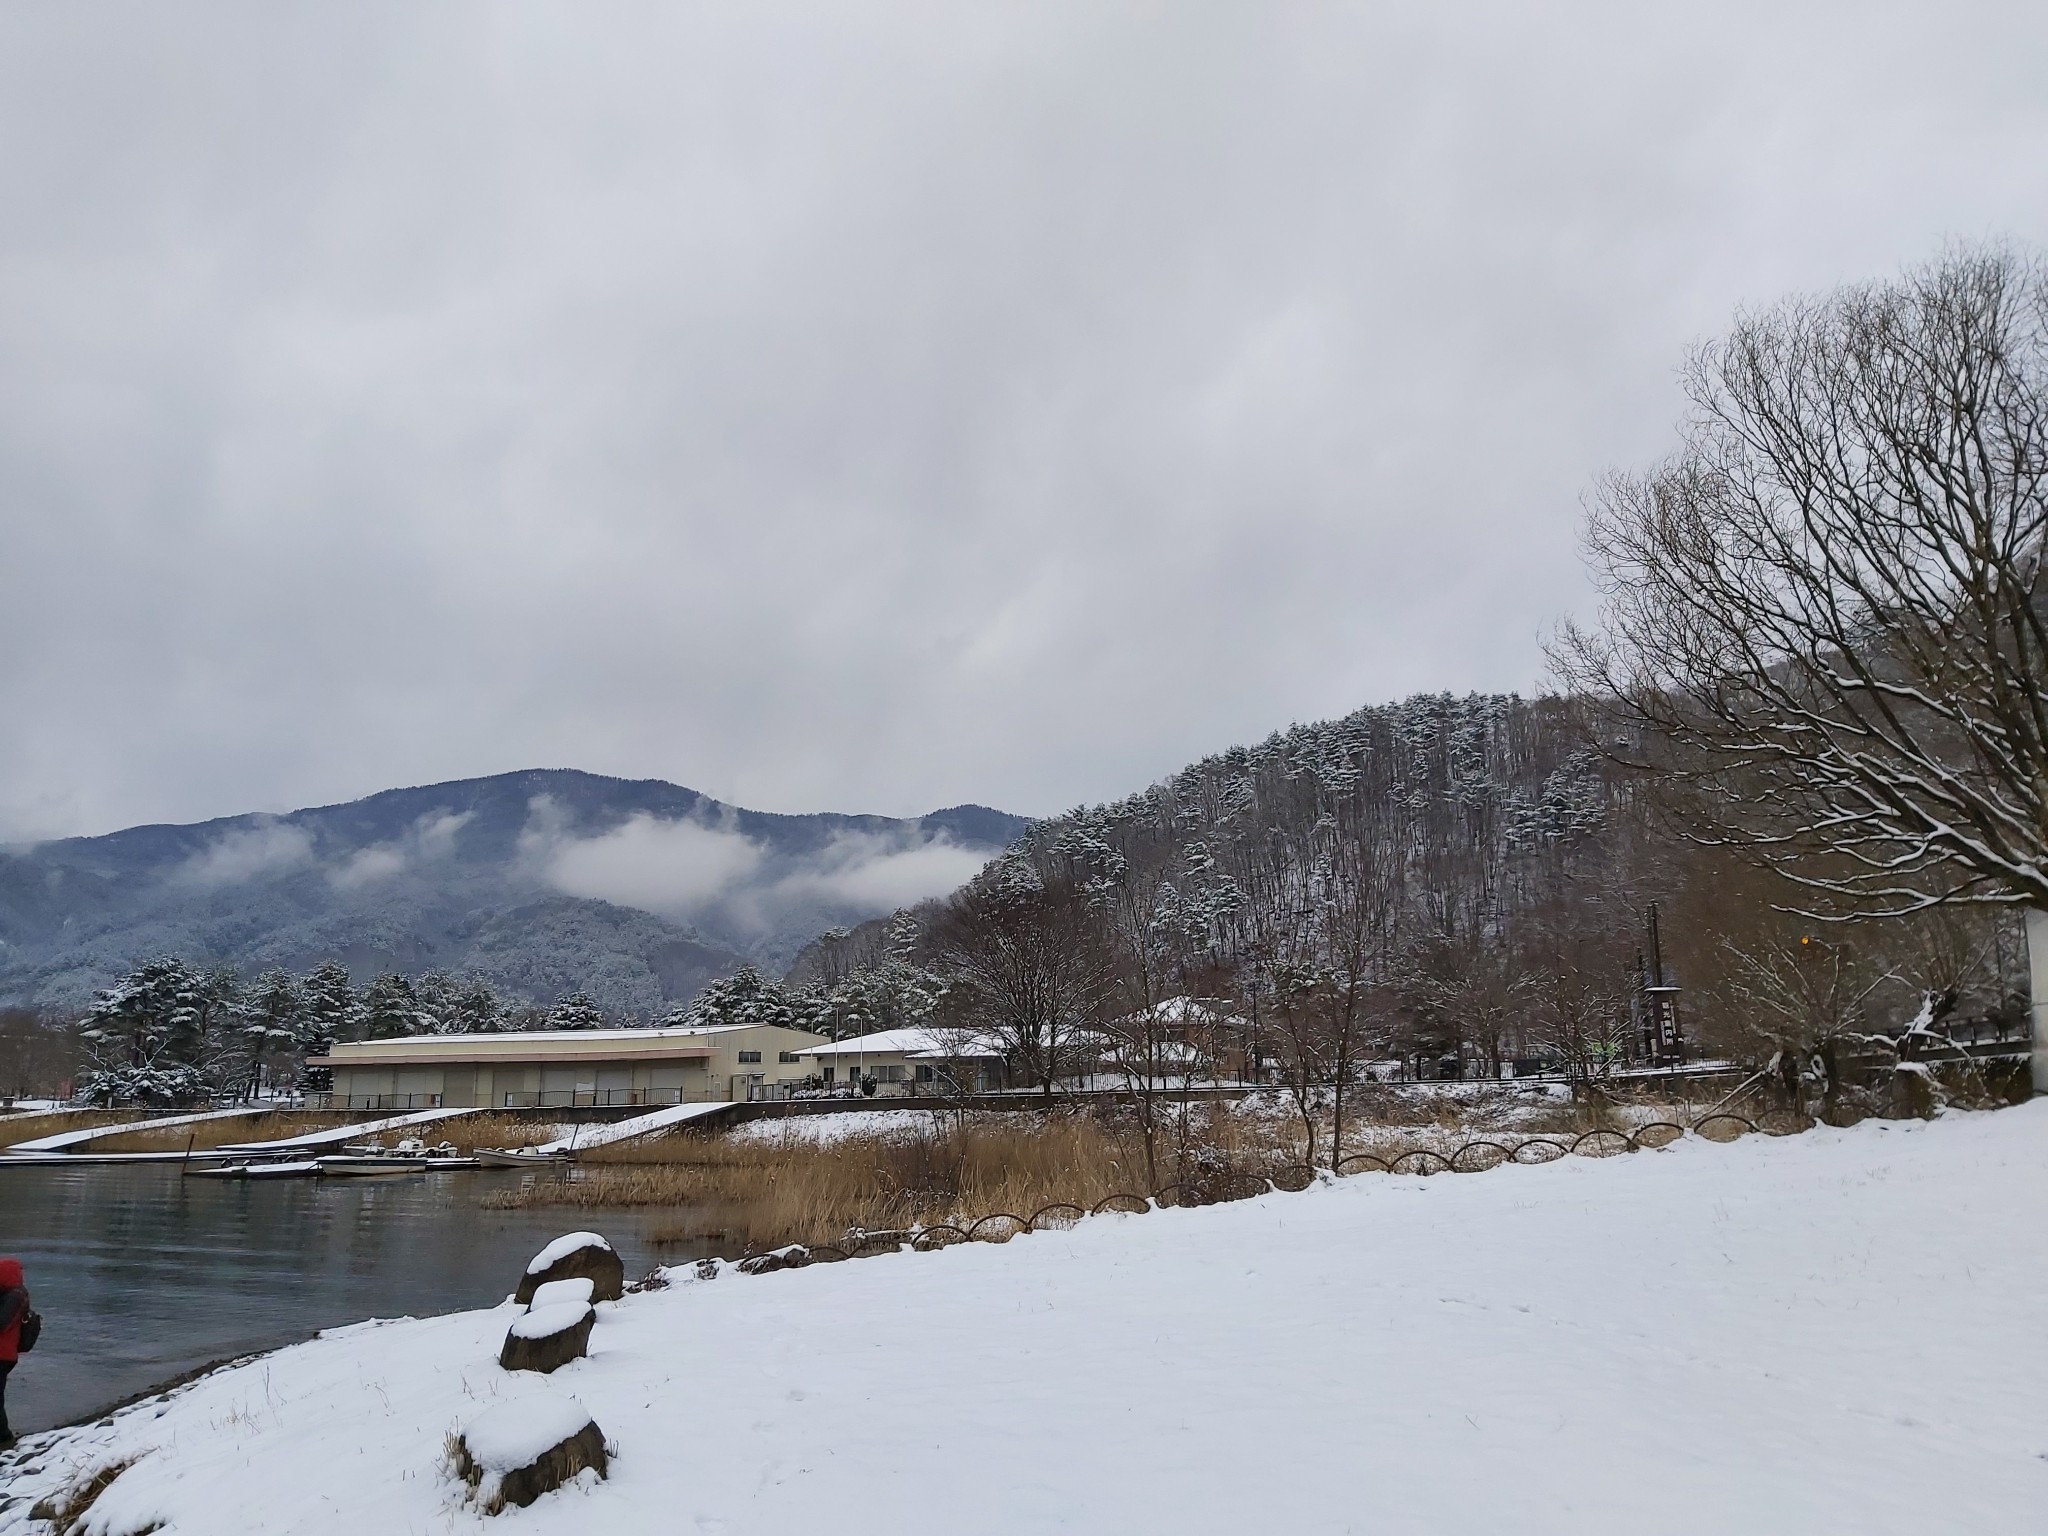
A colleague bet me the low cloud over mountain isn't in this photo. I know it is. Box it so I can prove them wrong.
[0,770,1027,1015]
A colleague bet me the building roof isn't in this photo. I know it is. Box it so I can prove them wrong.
[794,1027,1004,1060]
[312,1023,822,1068]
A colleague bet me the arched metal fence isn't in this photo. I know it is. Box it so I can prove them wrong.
[667,1107,1844,1279]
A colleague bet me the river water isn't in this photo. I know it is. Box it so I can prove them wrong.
[0,1162,698,1434]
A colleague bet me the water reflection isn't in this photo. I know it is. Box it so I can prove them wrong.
[0,1163,698,1433]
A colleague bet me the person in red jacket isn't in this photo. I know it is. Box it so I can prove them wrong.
[0,1256,28,1448]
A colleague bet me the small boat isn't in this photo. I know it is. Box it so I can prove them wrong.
[475,1147,572,1168]
[315,1155,431,1177]
[338,1136,459,1158]
[247,1159,323,1179]
[315,1150,480,1176]
[184,1160,254,1179]
[185,1158,322,1180]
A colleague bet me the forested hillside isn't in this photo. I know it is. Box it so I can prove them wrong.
[776,688,2027,1149]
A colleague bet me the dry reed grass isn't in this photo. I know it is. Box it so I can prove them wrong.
[430,1112,565,1153]
[0,1108,136,1148]
[485,1111,1160,1250]
[90,1110,351,1153]
[489,1104,1352,1251]
[480,1090,1698,1255]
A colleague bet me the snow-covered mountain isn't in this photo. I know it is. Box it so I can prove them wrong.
[0,770,1028,1014]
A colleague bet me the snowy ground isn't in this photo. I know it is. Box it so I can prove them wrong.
[4,1104,2045,1535]
[216,1105,483,1153]
[3,1104,265,1153]
[527,1101,734,1154]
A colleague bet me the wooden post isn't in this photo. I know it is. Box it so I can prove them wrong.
[2028,908,2048,1097]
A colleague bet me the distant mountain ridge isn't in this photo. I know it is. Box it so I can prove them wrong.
[0,770,1029,1014]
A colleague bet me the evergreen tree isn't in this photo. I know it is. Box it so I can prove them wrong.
[412,970,457,1035]
[297,960,357,1090]
[544,991,607,1030]
[361,972,427,1039]
[668,966,797,1030]
[444,976,509,1034]
[237,968,305,1099]
[75,957,211,1106]
[191,964,245,1086]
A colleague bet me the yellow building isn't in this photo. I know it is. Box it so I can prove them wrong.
[310,1023,829,1111]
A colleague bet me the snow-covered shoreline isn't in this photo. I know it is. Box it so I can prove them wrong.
[5,1105,2045,1534]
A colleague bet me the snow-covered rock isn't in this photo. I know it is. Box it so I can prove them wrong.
[452,1395,607,1512]
[527,1277,596,1311]
[514,1231,622,1304]
[500,1301,595,1374]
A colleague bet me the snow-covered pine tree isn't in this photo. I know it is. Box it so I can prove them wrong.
[297,960,357,1091]
[76,958,211,1106]
[444,976,509,1034]
[411,971,457,1035]
[237,969,305,1099]
[361,973,427,1040]
[674,966,796,1031]
[544,991,607,1031]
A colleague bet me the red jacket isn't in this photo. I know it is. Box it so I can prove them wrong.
[0,1257,27,1363]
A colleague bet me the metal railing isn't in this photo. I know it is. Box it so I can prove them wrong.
[326,1092,443,1111]
[496,1088,694,1109]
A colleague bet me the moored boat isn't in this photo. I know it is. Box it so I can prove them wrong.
[314,1155,431,1177]
[315,1152,481,1175]
[185,1157,324,1180]
[475,1147,572,1168]
[247,1158,323,1179]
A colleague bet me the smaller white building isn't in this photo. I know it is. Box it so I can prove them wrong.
[794,1027,1007,1096]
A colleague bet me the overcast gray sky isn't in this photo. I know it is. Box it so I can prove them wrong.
[3,1,2046,842]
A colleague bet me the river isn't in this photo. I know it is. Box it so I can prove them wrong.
[0,1161,700,1434]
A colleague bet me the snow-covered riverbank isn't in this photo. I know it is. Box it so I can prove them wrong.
[6,1104,2044,1534]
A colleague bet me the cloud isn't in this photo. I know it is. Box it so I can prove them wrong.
[3,5,2047,840]
[330,845,408,890]
[175,821,315,886]
[529,806,766,916]
[770,833,992,912]
[327,809,473,890]
[520,797,989,926]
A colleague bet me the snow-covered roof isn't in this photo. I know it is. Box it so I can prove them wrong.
[1137,997,1248,1029]
[317,1023,823,1067]
[795,1027,1004,1060]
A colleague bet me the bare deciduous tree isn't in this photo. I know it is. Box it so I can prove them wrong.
[927,862,1106,1103]
[1557,244,2048,1090]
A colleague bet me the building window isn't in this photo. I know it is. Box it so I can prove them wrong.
[737,1050,762,1064]
[779,1051,800,1064]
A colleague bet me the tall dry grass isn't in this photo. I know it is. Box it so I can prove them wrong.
[0,1108,136,1149]
[89,1111,350,1153]
[431,1113,566,1154]
[479,1089,1698,1255]
[485,1111,1155,1250]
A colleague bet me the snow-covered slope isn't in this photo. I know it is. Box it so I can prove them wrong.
[5,1106,2045,1535]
